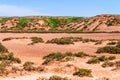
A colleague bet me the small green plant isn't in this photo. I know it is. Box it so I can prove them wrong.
[74,52,88,57]
[87,57,100,64]
[108,56,116,60]
[101,61,114,68]
[116,41,120,48]
[98,56,107,61]
[73,68,92,77]
[30,37,44,45]
[23,61,35,71]
[0,43,8,53]
[47,37,73,45]
[49,75,69,80]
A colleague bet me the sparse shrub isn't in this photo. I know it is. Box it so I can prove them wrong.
[13,57,21,63]
[2,37,12,41]
[47,37,73,45]
[23,61,34,67]
[74,52,88,57]
[108,56,116,60]
[65,52,73,56]
[73,68,92,77]
[98,56,107,61]
[30,37,44,45]
[96,46,120,54]
[87,57,100,64]
[0,43,8,53]
[23,61,35,71]
[43,52,64,60]
[101,61,114,68]
[49,75,69,80]
[42,58,51,65]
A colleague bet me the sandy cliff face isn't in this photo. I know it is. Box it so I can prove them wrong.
[0,14,120,32]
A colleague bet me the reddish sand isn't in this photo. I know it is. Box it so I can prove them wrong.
[0,33,120,80]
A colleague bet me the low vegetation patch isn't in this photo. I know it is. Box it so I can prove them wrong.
[73,68,92,77]
[2,37,28,41]
[0,43,8,53]
[37,75,69,80]
[42,52,89,65]
[30,37,44,45]
[96,46,120,54]
[101,61,114,68]
[87,55,116,64]
[46,37,98,45]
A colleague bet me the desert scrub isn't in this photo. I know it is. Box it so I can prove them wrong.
[87,55,116,64]
[30,37,44,45]
[0,43,8,53]
[0,52,21,63]
[87,57,100,64]
[46,37,73,45]
[96,46,120,54]
[37,75,69,80]
[73,68,92,77]
[74,52,89,57]
[116,41,120,48]
[23,61,35,71]
[46,37,97,45]
[2,37,12,41]
[101,61,114,68]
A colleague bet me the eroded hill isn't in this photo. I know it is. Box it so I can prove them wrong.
[0,14,120,32]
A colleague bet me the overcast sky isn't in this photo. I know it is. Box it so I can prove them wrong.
[0,0,119,17]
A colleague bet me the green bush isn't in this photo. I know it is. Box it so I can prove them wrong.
[96,46,120,54]
[23,61,34,67]
[101,61,114,68]
[73,68,92,77]
[23,61,35,71]
[108,56,116,60]
[43,52,64,60]
[19,18,29,27]
[46,18,59,28]
[98,56,107,61]
[30,37,44,45]
[47,37,73,45]
[87,57,100,64]
[74,52,88,57]
[0,43,8,53]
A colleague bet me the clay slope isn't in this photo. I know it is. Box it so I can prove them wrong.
[0,14,120,32]
[57,14,120,32]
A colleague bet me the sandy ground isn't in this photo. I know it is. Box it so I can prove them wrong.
[0,33,120,80]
